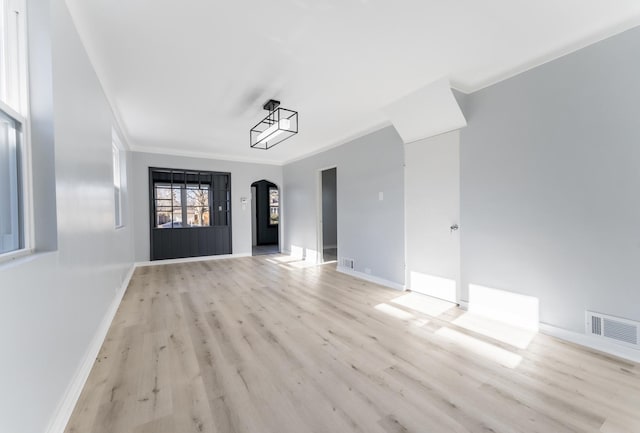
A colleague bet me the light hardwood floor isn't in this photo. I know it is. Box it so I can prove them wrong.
[65,255,640,433]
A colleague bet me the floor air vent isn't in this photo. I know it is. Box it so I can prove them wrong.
[586,311,639,348]
[339,257,354,269]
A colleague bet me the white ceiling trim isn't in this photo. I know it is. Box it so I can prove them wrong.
[128,116,394,167]
[282,120,393,166]
[451,16,640,94]
[128,144,283,166]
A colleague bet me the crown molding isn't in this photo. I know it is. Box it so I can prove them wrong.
[128,144,284,166]
[282,120,393,166]
[453,17,640,94]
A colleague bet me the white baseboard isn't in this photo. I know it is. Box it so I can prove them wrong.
[135,252,251,267]
[337,266,406,291]
[45,264,135,433]
[539,322,640,363]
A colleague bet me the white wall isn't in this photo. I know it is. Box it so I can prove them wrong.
[0,1,135,432]
[460,24,640,333]
[26,0,58,252]
[130,152,282,261]
[283,126,405,286]
[405,131,460,303]
[251,186,257,247]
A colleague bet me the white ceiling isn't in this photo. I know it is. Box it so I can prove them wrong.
[65,0,640,165]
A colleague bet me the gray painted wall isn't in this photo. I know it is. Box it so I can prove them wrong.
[131,152,282,261]
[283,126,405,285]
[27,0,58,252]
[251,186,258,246]
[460,25,640,332]
[0,1,135,431]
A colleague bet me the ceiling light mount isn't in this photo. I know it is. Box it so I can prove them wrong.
[262,99,280,112]
[250,99,298,150]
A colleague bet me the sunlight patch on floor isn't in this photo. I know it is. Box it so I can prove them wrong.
[375,303,414,320]
[391,292,455,318]
[285,260,322,269]
[435,327,523,368]
[289,245,305,259]
[452,312,536,349]
[468,284,539,331]
[267,256,302,264]
[374,302,431,327]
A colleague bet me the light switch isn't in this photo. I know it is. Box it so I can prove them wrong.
[378,192,384,201]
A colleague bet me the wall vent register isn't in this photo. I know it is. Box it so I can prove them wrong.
[339,257,354,269]
[586,311,639,348]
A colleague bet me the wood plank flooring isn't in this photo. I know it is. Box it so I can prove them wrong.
[65,255,640,433]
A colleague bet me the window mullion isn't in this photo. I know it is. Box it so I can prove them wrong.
[181,187,187,227]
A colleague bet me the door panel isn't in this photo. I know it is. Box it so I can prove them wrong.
[405,131,460,303]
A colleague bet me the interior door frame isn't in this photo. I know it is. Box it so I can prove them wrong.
[316,165,337,264]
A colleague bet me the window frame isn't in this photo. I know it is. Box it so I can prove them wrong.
[1,0,29,114]
[153,182,212,228]
[0,97,32,263]
[268,186,279,226]
[0,0,32,264]
[149,168,231,230]
[112,130,125,229]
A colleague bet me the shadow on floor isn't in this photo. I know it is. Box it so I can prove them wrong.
[323,247,337,262]
[253,244,280,256]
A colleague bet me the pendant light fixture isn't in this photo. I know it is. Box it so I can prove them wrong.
[250,99,298,149]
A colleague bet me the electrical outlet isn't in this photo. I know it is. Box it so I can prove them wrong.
[365,268,372,274]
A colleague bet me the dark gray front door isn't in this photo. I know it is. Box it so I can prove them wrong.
[149,168,232,260]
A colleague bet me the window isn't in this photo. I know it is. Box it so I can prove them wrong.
[269,187,279,226]
[0,108,22,254]
[112,129,126,228]
[1,0,29,259]
[1,0,28,114]
[112,143,123,228]
[154,183,210,228]
[150,169,230,229]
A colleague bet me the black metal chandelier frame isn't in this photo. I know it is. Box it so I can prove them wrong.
[250,99,299,150]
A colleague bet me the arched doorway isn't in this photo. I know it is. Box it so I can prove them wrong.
[251,180,280,256]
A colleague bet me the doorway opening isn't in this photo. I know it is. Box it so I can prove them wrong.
[320,167,337,262]
[251,180,280,256]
